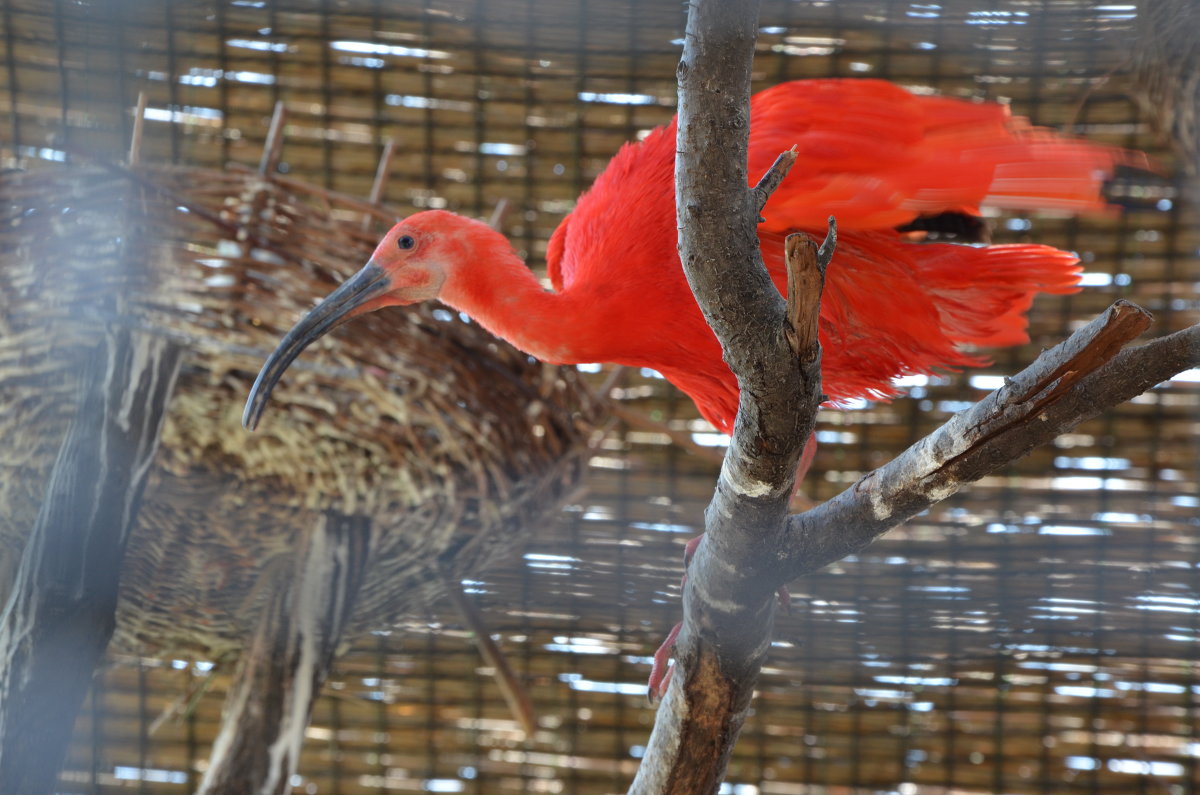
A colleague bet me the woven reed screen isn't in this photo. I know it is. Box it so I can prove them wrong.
[3,0,1198,792]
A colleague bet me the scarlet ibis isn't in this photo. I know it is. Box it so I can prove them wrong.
[244,79,1138,435]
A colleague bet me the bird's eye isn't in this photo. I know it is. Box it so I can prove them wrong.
[397,234,416,250]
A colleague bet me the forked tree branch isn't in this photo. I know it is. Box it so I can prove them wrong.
[630,0,1200,793]
[779,301,1200,575]
[633,0,806,791]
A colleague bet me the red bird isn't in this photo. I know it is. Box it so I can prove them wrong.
[243,79,1136,435]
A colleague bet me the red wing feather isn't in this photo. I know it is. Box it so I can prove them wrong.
[539,78,1132,431]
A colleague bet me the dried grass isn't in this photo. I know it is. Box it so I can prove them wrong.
[0,164,600,657]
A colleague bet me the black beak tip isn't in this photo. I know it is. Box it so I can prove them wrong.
[242,379,270,431]
[241,396,261,431]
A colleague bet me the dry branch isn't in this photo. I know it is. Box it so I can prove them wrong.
[441,568,537,737]
[198,513,373,795]
[0,328,182,794]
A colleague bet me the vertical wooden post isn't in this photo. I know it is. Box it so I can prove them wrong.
[259,100,288,176]
[197,513,374,795]
[128,91,148,167]
[361,138,396,231]
[0,327,182,794]
[441,569,536,736]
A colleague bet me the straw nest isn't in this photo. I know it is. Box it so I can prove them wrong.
[0,164,600,659]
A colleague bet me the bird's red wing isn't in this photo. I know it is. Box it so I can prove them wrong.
[537,78,1127,434]
[556,78,1133,293]
[759,229,1082,403]
[747,79,1142,232]
[546,121,679,293]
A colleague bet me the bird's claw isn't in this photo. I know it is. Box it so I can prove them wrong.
[647,621,682,703]
[649,535,705,702]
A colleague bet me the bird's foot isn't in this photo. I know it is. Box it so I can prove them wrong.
[647,621,682,703]
[790,434,819,511]
[797,433,818,481]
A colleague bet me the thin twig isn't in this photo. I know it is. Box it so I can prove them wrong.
[258,101,287,176]
[487,197,512,230]
[816,215,837,269]
[597,364,628,397]
[749,146,797,219]
[128,92,147,167]
[440,569,537,737]
[228,164,401,225]
[361,138,396,231]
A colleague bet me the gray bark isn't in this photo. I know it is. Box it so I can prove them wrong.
[0,328,182,793]
[197,512,374,795]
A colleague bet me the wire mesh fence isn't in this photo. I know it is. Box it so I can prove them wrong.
[2,0,1198,792]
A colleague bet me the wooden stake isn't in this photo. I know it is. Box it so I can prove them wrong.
[128,92,147,167]
[783,218,834,359]
[441,570,537,737]
[258,100,287,176]
[361,138,396,231]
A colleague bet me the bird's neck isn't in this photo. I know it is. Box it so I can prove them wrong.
[438,229,592,364]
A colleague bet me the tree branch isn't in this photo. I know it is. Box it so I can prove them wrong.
[630,1,1200,792]
[0,328,182,793]
[632,0,817,791]
[782,304,1197,576]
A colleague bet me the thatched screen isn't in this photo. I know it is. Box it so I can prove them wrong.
[1,0,1197,792]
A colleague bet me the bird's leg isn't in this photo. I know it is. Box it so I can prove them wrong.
[649,529,796,701]
[796,433,818,483]
[789,434,818,511]
[646,534,702,701]
[647,620,682,702]
[682,532,703,569]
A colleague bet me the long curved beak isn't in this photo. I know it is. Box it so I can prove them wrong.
[242,262,391,431]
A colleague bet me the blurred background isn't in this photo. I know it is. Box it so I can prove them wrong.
[1,0,1198,793]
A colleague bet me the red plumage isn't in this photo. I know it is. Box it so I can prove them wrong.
[540,79,1134,432]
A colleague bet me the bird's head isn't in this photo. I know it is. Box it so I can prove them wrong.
[242,210,483,430]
